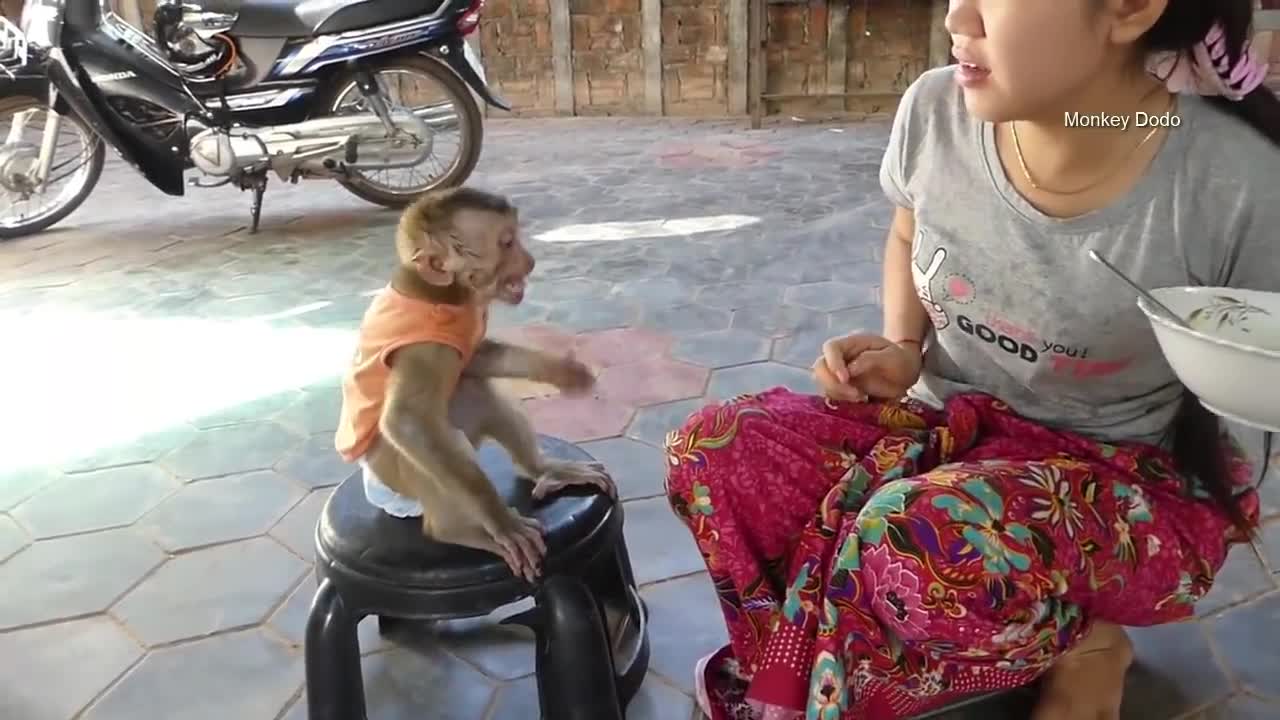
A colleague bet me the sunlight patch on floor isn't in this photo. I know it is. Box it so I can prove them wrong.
[533,214,760,243]
[0,307,355,471]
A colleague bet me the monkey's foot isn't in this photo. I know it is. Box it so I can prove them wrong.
[531,460,616,500]
[430,509,546,582]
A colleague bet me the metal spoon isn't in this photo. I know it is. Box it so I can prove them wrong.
[1087,249,1191,328]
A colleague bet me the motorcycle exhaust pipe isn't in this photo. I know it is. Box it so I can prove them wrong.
[413,101,460,132]
[343,106,433,171]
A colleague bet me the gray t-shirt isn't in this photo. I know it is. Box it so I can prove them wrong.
[880,65,1280,446]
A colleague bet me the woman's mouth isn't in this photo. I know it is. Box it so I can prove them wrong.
[955,62,991,88]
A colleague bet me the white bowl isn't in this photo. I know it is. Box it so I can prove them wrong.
[1139,286,1280,432]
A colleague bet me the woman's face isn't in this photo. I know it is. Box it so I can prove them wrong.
[945,0,1138,122]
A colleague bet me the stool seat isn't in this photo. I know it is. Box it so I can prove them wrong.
[318,437,613,591]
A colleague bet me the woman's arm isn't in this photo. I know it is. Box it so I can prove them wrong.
[882,206,931,347]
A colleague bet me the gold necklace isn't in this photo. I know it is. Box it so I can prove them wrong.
[1009,95,1175,195]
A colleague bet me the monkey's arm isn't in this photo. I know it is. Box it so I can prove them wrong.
[463,339,557,380]
[378,343,511,520]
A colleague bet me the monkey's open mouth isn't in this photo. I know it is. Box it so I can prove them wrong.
[499,277,527,303]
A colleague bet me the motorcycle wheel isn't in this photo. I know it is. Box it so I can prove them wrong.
[319,53,485,208]
[0,95,105,241]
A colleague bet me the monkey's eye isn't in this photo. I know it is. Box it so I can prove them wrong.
[500,232,514,248]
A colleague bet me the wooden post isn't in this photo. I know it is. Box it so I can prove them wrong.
[549,0,574,115]
[927,0,951,68]
[748,0,765,128]
[641,0,662,114]
[826,0,848,101]
[727,0,748,115]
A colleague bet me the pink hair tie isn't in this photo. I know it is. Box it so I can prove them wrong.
[1145,22,1269,101]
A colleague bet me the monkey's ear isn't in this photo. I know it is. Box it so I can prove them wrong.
[411,247,455,286]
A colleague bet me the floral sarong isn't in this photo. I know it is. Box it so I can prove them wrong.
[663,388,1257,720]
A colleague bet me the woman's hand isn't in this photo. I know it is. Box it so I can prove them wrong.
[811,333,923,403]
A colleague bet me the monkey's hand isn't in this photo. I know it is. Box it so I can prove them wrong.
[531,459,616,501]
[536,352,595,395]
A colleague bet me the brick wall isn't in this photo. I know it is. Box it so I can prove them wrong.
[570,0,645,115]
[479,0,558,116]
[764,0,934,115]
[662,0,729,115]
[763,2,828,101]
[847,1,933,94]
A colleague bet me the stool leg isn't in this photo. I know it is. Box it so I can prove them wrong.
[583,540,650,707]
[502,575,623,720]
[377,615,402,637]
[585,537,640,604]
[305,577,367,720]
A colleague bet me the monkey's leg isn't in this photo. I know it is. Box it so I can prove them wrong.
[448,376,500,449]
[362,377,536,579]
[468,380,617,500]
[457,378,542,474]
[407,449,544,581]
[369,432,543,579]
[376,374,503,534]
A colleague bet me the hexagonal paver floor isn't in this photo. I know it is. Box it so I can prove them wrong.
[0,528,165,630]
[672,328,772,369]
[597,356,709,407]
[11,464,178,539]
[80,630,302,720]
[2,116,1278,720]
[112,536,308,645]
[0,516,27,562]
[522,395,636,443]
[0,616,143,720]
[139,470,306,552]
[574,326,672,369]
[783,280,875,312]
[161,421,303,481]
[706,361,814,400]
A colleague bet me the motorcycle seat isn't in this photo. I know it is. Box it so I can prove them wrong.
[219,0,451,39]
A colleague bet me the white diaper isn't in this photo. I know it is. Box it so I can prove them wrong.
[359,458,424,518]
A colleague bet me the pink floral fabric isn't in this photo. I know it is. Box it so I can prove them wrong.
[663,388,1259,720]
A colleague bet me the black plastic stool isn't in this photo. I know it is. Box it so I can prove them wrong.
[303,435,650,720]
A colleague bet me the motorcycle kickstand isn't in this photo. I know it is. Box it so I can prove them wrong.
[245,173,268,233]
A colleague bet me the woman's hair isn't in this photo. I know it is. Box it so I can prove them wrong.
[1141,0,1279,534]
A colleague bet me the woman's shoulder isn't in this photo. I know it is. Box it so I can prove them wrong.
[886,65,976,159]
[1177,96,1280,199]
[904,65,959,98]
[897,65,966,120]
[1174,95,1280,289]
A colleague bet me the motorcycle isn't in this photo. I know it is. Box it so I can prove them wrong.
[0,0,509,239]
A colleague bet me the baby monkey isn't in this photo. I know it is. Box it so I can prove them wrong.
[335,187,615,582]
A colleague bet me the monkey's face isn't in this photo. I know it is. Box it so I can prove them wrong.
[451,208,535,305]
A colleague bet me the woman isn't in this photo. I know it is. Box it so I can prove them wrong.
[663,1,1279,719]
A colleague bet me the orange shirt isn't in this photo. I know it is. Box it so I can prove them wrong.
[334,286,487,462]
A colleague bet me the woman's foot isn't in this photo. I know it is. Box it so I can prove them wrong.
[1031,621,1133,720]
